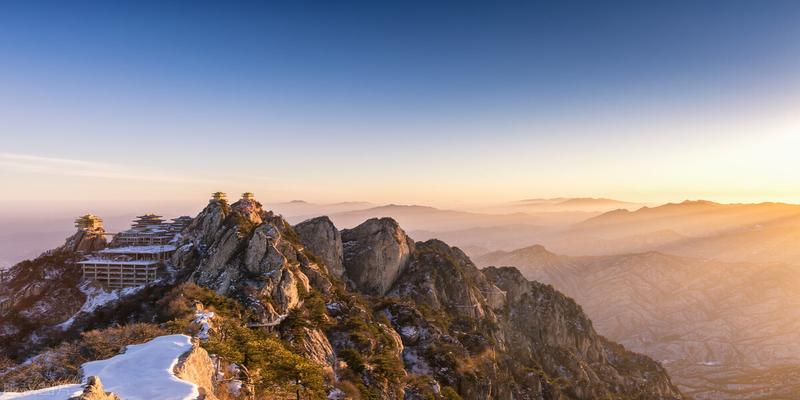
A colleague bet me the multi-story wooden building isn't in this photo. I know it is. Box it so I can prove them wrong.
[79,213,191,289]
[114,214,173,246]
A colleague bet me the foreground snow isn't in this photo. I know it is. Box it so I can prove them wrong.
[0,335,199,400]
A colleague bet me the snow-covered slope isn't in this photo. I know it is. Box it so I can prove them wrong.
[0,335,199,400]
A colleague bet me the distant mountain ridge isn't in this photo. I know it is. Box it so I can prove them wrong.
[505,197,643,213]
[323,204,598,231]
[556,200,800,263]
[576,200,800,235]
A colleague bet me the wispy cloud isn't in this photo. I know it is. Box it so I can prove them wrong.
[0,153,211,183]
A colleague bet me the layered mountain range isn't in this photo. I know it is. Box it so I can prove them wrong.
[9,198,798,268]
[0,196,684,399]
[477,245,800,399]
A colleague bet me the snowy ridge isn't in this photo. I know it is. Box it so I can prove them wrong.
[82,335,198,400]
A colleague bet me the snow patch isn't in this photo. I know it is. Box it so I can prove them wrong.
[192,310,215,340]
[399,325,418,339]
[0,335,199,400]
[402,348,432,375]
[57,284,142,330]
[81,335,199,400]
[227,380,242,396]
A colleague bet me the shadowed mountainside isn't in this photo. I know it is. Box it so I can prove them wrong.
[477,245,800,399]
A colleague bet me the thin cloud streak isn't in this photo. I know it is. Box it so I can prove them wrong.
[0,153,211,184]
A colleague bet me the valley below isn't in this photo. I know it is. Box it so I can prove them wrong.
[477,246,800,399]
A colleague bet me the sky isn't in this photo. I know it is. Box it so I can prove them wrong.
[1,0,799,213]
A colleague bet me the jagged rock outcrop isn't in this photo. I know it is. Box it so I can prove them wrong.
[391,240,502,321]
[61,229,108,254]
[341,218,415,296]
[298,327,336,368]
[172,196,321,324]
[61,215,108,254]
[378,239,684,399]
[294,216,344,278]
[485,266,683,399]
[174,344,219,400]
[72,376,120,400]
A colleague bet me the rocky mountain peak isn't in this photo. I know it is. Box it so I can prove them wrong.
[172,194,326,325]
[229,193,264,226]
[294,216,344,278]
[341,217,415,296]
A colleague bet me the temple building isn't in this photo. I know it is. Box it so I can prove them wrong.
[241,192,255,201]
[79,213,191,289]
[113,214,173,246]
[211,191,227,202]
[168,216,193,233]
[78,245,176,289]
[132,213,165,228]
[75,214,104,231]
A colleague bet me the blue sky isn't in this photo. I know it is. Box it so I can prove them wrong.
[1,1,799,209]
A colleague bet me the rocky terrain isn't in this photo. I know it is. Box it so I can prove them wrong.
[477,245,800,399]
[0,196,684,399]
[0,223,109,358]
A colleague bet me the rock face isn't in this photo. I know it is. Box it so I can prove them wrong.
[341,218,415,296]
[391,240,501,321]
[72,376,120,400]
[172,196,319,324]
[60,223,108,254]
[485,266,683,399]
[379,240,684,399]
[294,216,344,278]
[174,344,219,400]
